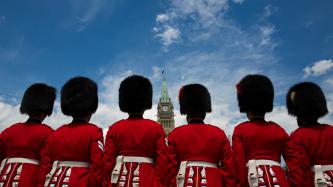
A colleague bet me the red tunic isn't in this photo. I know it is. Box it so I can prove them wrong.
[38,122,103,187]
[102,117,169,187]
[168,123,236,187]
[232,121,290,187]
[0,122,53,187]
[284,124,333,187]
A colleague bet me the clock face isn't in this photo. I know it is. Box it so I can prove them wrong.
[162,105,169,112]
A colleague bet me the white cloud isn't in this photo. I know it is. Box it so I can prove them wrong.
[304,59,333,77]
[327,78,333,85]
[60,0,108,31]
[152,66,162,80]
[0,102,25,130]
[322,92,333,126]
[254,5,278,50]
[267,106,298,133]
[156,14,170,23]
[154,25,181,48]
[0,101,70,131]
[232,0,245,4]
[153,0,230,48]
[259,25,276,49]
[75,0,107,31]
[171,0,229,26]
[261,5,274,20]
[153,1,278,52]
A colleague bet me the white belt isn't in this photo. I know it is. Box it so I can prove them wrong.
[0,157,40,173]
[44,160,90,187]
[111,156,154,184]
[247,159,280,187]
[57,161,90,168]
[311,164,333,187]
[177,161,217,187]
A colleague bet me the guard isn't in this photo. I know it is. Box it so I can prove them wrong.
[168,84,236,187]
[285,82,333,187]
[102,75,169,187]
[232,74,290,187]
[0,83,56,187]
[38,77,103,187]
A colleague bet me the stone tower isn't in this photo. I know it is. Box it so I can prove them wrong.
[157,72,175,135]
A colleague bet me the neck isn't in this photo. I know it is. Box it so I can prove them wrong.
[128,112,144,119]
[247,112,265,121]
[186,113,206,123]
[72,114,91,123]
[297,117,318,127]
[27,113,46,123]
[26,118,42,123]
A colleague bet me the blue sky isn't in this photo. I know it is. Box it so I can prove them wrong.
[0,0,333,135]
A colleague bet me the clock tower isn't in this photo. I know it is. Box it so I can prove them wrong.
[157,72,175,135]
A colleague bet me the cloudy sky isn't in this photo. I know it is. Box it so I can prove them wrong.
[0,0,333,136]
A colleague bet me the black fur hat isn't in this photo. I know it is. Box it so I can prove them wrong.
[236,74,274,113]
[61,76,98,118]
[286,82,328,119]
[20,83,56,116]
[179,84,212,115]
[119,75,152,113]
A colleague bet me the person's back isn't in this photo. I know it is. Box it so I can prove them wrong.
[284,82,333,187]
[108,118,166,157]
[38,77,103,187]
[102,75,169,187]
[169,123,230,163]
[233,121,288,161]
[0,122,53,186]
[1,123,52,159]
[291,124,333,165]
[0,83,56,187]
[1,122,52,159]
[232,74,290,187]
[168,84,235,187]
[41,122,103,187]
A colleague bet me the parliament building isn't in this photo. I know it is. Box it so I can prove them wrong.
[157,74,175,135]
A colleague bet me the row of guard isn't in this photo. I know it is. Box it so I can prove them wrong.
[0,74,332,187]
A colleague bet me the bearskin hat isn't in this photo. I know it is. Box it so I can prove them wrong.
[179,84,212,115]
[119,75,152,113]
[236,74,274,113]
[286,82,328,119]
[20,83,56,116]
[61,76,98,118]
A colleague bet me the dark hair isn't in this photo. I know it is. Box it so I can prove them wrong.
[179,84,212,115]
[20,83,56,116]
[119,75,152,113]
[61,76,98,118]
[236,74,274,113]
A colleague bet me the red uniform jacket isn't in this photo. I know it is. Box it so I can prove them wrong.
[232,121,290,187]
[284,124,333,187]
[0,121,53,187]
[168,123,236,187]
[102,117,169,187]
[38,122,103,187]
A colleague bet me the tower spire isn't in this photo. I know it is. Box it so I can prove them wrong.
[160,70,170,103]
